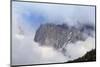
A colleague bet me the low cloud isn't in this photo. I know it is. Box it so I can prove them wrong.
[12,1,95,65]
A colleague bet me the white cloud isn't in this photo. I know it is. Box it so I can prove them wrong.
[12,1,95,65]
[65,37,95,60]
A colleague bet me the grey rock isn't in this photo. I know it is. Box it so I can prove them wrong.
[34,23,94,55]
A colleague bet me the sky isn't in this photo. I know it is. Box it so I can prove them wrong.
[12,1,96,65]
[12,1,95,31]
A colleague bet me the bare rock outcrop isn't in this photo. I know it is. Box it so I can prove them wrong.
[34,23,91,51]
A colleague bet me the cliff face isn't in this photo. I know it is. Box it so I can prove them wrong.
[34,23,94,52]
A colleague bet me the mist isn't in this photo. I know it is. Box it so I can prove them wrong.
[12,1,95,65]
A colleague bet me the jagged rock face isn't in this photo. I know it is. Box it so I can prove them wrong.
[34,23,92,51]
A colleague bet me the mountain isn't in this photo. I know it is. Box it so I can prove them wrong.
[67,49,96,62]
[34,23,95,55]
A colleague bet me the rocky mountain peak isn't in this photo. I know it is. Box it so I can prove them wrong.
[34,23,89,51]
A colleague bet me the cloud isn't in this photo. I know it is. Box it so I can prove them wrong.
[65,37,95,60]
[12,1,95,65]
